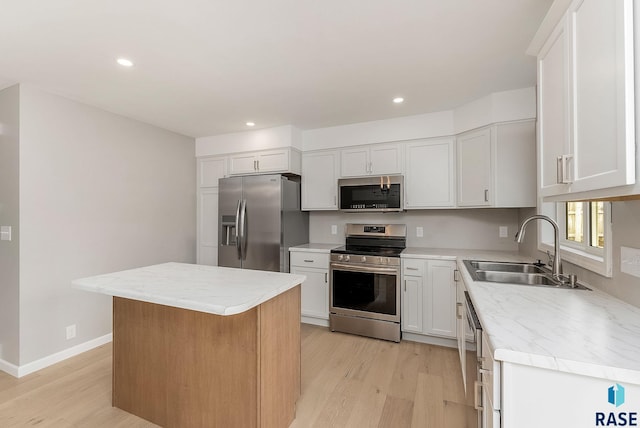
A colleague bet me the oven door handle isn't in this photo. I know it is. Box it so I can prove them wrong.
[330,263,399,275]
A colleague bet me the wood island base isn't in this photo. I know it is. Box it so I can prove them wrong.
[112,285,301,428]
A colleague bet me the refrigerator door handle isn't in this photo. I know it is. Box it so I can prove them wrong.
[235,199,242,259]
[240,199,248,260]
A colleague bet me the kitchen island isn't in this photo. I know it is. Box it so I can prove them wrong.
[73,262,305,428]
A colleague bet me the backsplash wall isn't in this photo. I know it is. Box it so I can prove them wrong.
[309,209,520,250]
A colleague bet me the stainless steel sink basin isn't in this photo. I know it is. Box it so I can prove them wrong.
[474,271,558,286]
[469,261,546,274]
[463,260,590,290]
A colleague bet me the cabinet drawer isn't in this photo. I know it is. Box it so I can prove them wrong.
[290,252,329,269]
[402,259,425,276]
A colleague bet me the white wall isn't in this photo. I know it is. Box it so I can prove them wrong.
[301,110,455,151]
[0,85,20,365]
[196,125,302,156]
[309,209,520,251]
[518,201,640,308]
[17,85,196,365]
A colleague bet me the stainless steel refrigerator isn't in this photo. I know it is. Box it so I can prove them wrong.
[218,174,309,272]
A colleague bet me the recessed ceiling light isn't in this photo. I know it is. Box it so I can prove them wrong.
[246,122,255,127]
[393,97,404,104]
[116,58,134,67]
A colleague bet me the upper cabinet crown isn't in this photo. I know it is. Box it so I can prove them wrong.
[535,0,636,200]
[340,143,403,177]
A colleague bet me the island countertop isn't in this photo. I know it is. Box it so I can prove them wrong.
[72,262,306,316]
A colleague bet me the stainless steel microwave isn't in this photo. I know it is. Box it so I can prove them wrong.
[338,176,404,212]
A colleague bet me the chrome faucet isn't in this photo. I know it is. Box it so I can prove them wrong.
[515,214,562,279]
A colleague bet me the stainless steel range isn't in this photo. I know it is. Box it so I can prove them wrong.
[329,224,406,342]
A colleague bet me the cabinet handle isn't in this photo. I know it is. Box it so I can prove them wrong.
[454,269,459,282]
[406,267,419,271]
[474,381,485,411]
[325,272,328,283]
[304,259,313,263]
[456,302,463,319]
[256,160,260,171]
[404,280,407,292]
[253,160,257,171]
[484,189,489,202]
[557,154,573,184]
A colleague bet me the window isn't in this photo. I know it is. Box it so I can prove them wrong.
[538,200,612,277]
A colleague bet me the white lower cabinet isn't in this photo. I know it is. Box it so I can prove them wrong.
[401,258,456,340]
[290,251,329,326]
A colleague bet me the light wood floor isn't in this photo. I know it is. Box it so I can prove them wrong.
[0,324,475,427]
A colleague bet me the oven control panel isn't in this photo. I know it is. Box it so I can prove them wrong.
[330,253,400,266]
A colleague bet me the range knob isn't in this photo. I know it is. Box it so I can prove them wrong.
[362,256,367,263]
[380,257,386,264]
[345,255,350,262]
[338,254,344,261]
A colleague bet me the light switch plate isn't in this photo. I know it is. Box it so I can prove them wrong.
[331,225,338,235]
[0,226,11,241]
[621,246,640,278]
[416,226,424,238]
[499,226,508,238]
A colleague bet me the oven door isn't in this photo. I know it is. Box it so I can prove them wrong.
[330,262,400,323]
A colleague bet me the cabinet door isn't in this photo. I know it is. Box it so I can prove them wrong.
[370,143,402,175]
[405,138,455,208]
[197,188,219,265]
[538,20,571,197]
[256,149,290,173]
[457,128,492,206]
[198,157,227,188]
[425,260,456,338]
[568,0,635,192]
[228,153,257,175]
[402,275,423,333]
[301,151,339,210]
[340,147,370,177]
[292,266,329,320]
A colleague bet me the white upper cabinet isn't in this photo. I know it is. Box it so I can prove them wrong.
[228,148,302,176]
[198,156,227,188]
[301,150,339,210]
[340,143,402,177]
[457,128,492,207]
[535,0,635,199]
[538,19,571,197]
[404,138,456,209]
[457,122,536,208]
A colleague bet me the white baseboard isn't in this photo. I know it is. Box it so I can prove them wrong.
[402,332,457,348]
[0,333,113,378]
[0,357,20,378]
[301,316,329,327]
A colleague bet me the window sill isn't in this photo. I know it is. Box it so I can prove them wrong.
[538,242,612,278]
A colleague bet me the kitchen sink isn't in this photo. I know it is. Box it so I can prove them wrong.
[463,260,590,290]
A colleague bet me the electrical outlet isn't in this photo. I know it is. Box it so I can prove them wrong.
[499,226,508,238]
[66,324,76,340]
[331,225,338,235]
[0,226,11,241]
[621,246,640,278]
[416,226,424,238]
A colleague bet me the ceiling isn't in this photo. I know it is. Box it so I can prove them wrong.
[0,0,552,138]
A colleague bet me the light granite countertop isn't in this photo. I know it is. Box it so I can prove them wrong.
[289,243,341,253]
[72,262,306,316]
[404,247,640,384]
